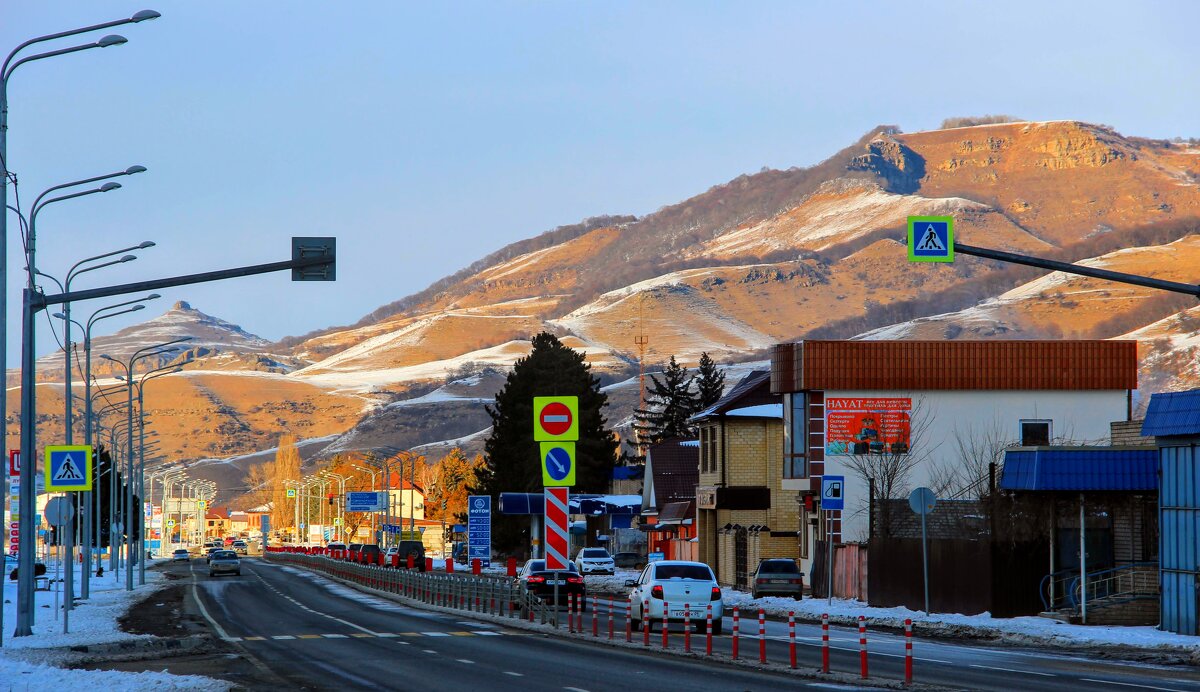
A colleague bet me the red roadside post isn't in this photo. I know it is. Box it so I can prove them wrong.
[684,606,691,653]
[904,618,913,685]
[592,595,599,637]
[731,606,740,660]
[607,596,614,640]
[821,613,830,673]
[642,599,650,646]
[758,608,766,664]
[445,558,454,574]
[472,558,481,575]
[406,554,414,570]
[425,557,433,572]
[507,556,517,577]
[789,611,797,669]
[705,604,713,656]
[661,601,669,649]
[625,595,633,642]
[859,615,868,679]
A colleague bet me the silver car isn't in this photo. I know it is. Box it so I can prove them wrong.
[208,550,241,577]
[574,547,615,575]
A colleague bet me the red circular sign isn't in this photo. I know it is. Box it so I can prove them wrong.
[539,402,573,436]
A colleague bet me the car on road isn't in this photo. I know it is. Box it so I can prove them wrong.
[205,546,223,563]
[613,552,645,570]
[752,558,804,599]
[232,540,249,555]
[325,541,347,554]
[626,560,722,633]
[347,543,363,561]
[208,550,241,577]
[358,544,382,564]
[385,541,426,570]
[172,548,191,562]
[518,559,585,609]
[574,547,616,575]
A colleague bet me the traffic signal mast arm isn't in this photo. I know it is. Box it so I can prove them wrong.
[956,242,1200,298]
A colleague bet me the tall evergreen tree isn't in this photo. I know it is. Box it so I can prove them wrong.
[472,332,618,554]
[695,352,726,409]
[632,355,697,446]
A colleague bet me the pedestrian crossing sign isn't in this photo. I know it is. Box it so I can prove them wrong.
[907,216,954,263]
[44,445,93,492]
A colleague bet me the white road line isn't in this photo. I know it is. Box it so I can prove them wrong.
[376,633,398,637]
[475,631,502,636]
[322,634,349,639]
[564,687,591,692]
[504,672,524,677]
[423,649,437,654]
[1080,680,1188,692]
[423,631,451,637]
[271,635,296,640]
[456,659,474,664]
[970,664,1054,677]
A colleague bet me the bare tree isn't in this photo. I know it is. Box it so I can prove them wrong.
[842,396,938,539]
[931,418,1016,500]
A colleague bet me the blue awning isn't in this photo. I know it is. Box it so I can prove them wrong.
[1000,448,1159,492]
[1142,390,1200,437]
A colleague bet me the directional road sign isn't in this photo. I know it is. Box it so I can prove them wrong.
[346,491,386,512]
[44,445,92,492]
[907,216,954,263]
[533,396,579,442]
[544,487,570,570]
[468,495,491,568]
[821,475,845,511]
[540,441,576,487]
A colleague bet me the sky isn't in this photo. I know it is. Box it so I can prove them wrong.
[3,1,1198,362]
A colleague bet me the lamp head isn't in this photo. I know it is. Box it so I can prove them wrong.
[52,312,66,319]
[147,293,161,300]
[97,34,128,48]
[137,241,155,249]
[119,255,137,263]
[99,354,115,362]
[99,182,121,192]
[125,166,147,176]
[131,305,145,312]
[131,10,161,22]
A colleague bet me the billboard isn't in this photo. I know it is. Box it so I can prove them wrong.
[825,397,911,456]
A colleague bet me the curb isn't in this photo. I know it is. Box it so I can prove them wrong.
[59,634,218,664]
[268,557,947,690]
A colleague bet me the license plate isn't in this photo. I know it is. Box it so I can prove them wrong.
[770,579,789,584]
[670,609,695,618]
[547,580,564,586]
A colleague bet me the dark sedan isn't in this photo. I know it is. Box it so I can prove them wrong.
[209,550,242,577]
[518,559,586,609]
[752,558,804,599]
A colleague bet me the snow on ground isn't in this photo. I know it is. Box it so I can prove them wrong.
[0,559,227,690]
[580,570,1200,653]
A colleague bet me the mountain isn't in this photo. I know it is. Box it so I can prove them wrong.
[11,119,1200,508]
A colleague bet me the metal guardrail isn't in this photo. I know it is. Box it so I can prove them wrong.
[1039,568,1078,611]
[1070,562,1158,610]
[262,550,553,624]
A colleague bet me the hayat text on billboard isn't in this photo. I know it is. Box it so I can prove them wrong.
[825,397,911,456]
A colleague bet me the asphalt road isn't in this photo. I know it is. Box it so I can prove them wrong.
[179,558,818,691]
[180,558,1200,691]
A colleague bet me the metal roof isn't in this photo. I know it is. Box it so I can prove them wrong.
[691,370,777,422]
[1000,447,1158,492]
[772,340,1138,393]
[1142,390,1200,437]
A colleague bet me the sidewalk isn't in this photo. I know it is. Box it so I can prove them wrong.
[0,557,227,689]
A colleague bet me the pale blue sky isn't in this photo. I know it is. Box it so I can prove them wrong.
[4,2,1198,360]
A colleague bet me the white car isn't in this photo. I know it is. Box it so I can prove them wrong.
[626,560,723,634]
[574,547,616,575]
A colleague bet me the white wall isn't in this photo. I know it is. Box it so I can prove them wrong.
[821,389,1128,541]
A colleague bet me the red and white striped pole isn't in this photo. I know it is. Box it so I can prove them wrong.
[643,599,650,646]
[858,615,868,679]
[904,618,913,685]
[684,606,691,653]
[608,596,614,640]
[662,601,670,649]
[592,596,599,637]
[705,604,713,656]
[821,613,830,673]
[732,606,740,660]
[625,595,632,642]
[789,611,797,669]
[758,608,766,664]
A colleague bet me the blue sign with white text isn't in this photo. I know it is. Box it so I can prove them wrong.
[821,475,845,511]
[467,495,491,567]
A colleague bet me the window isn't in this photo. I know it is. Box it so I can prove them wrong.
[1020,419,1052,446]
[783,393,807,479]
[701,425,718,473]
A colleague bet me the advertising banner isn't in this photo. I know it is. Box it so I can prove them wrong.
[825,397,911,456]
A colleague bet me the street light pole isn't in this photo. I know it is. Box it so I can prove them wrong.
[2,11,159,637]
[135,364,181,584]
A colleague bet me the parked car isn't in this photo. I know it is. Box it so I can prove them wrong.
[626,560,722,633]
[208,550,241,577]
[752,558,804,599]
[326,541,347,554]
[613,552,645,570]
[358,544,382,564]
[205,546,223,563]
[172,548,191,562]
[231,540,249,555]
[518,559,585,609]
[205,539,222,549]
[347,543,363,561]
[574,547,616,575]
[385,541,426,570]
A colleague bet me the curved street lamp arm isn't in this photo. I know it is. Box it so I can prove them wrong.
[67,241,151,285]
[31,184,117,220]
[2,11,155,78]
[87,294,159,333]
[66,256,135,286]
[4,40,114,82]
[33,270,63,293]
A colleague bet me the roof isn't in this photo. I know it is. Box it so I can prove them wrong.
[645,439,699,509]
[1142,390,1200,437]
[692,371,778,422]
[1000,447,1159,492]
[771,340,1138,393]
[656,500,695,525]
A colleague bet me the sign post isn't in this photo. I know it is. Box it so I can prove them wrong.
[821,475,845,606]
[909,486,938,614]
[468,495,491,568]
[534,395,579,627]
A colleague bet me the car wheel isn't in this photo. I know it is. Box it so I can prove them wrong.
[209,571,215,577]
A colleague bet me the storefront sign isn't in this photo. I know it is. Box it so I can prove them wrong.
[825,397,911,455]
[696,486,717,510]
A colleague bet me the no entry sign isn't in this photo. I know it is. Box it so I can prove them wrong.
[533,396,579,442]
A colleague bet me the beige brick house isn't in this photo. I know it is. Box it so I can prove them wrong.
[695,371,810,590]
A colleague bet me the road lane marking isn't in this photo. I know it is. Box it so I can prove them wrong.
[449,631,475,636]
[564,687,591,692]
[376,633,398,637]
[457,659,475,664]
[504,672,523,677]
[243,636,266,641]
[223,637,242,642]
[423,649,437,654]
[970,665,1054,677]
[400,632,422,637]
[271,635,296,640]
[298,635,323,639]
[322,634,349,639]
[423,632,451,637]
[475,631,501,636]
[1081,680,1188,692]
[351,633,373,638]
